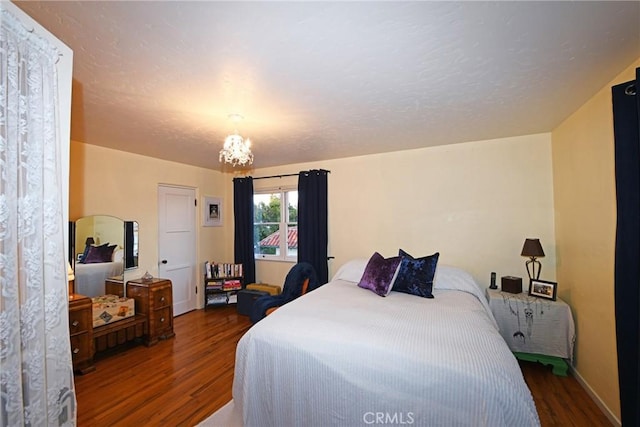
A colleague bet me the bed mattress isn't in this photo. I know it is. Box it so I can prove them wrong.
[91,294,135,327]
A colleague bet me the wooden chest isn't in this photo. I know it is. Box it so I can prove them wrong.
[126,278,175,346]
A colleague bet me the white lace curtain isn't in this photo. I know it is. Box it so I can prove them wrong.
[1,7,76,427]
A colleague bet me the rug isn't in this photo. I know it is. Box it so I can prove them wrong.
[198,400,242,427]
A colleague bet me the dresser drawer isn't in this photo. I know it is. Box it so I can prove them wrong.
[70,333,92,361]
[69,309,91,334]
[151,306,173,334]
[152,287,172,309]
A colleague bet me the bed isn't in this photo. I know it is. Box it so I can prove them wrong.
[74,248,124,297]
[225,259,540,427]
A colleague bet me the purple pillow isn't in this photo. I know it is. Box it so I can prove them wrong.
[357,252,402,297]
[393,249,439,298]
[83,243,117,264]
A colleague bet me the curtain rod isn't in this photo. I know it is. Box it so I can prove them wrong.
[252,169,330,181]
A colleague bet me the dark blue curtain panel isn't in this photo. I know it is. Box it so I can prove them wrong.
[297,169,329,284]
[233,177,256,284]
[612,67,640,427]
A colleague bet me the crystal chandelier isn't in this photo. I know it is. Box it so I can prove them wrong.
[219,133,253,166]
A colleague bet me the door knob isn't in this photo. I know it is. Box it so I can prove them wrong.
[161,260,168,264]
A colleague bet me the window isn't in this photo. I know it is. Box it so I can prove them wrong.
[254,188,298,261]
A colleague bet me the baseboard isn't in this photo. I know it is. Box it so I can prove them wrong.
[569,365,621,427]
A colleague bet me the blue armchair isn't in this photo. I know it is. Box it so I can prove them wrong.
[249,262,320,324]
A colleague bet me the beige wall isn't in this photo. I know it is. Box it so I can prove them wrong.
[71,132,556,305]
[250,133,557,289]
[69,140,232,303]
[551,57,639,423]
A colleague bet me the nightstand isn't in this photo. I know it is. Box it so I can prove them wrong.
[486,288,575,376]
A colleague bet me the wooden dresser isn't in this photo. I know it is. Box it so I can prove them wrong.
[68,294,95,374]
[125,278,175,346]
[69,278,175,375]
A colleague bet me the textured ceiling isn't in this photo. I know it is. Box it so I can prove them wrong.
[14,1,640,172]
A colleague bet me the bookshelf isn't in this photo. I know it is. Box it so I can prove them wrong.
[204,262,243,308]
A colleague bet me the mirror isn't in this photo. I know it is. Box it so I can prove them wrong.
[71,215,139,297]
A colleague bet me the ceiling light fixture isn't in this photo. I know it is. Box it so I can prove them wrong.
[219,114,254,167]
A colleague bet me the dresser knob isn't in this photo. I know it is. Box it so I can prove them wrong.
[73,348,80,354]
[160,296,165,303]
[72,320,79,327]
[160,317,165,323]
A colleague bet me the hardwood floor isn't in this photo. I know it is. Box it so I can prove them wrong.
[74,306,612,426]
[519,361,612,426]
[74,306,251,426]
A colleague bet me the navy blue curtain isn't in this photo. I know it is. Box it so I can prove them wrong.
[124,221,135,269]
[612,67,639,427]
[233,177,255,284]
[298,169,329,284]
[68,221,75,265]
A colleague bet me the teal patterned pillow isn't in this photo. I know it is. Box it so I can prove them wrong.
[357,252,402,297]
[393,249,440,298]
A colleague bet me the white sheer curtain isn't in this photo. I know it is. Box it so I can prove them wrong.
[1,7,76,427]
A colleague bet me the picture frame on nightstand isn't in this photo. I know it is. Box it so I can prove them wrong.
[529,279,557,301]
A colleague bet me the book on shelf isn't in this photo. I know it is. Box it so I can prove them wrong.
[204,261,244,279]
[204,261,212,279]
[207,294,228,304]
[222,279,242,291]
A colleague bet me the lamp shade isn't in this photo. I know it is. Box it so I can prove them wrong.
[521,238,545,257]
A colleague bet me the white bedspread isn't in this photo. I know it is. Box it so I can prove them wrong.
[74,261,123,297]
[233,264,540,426]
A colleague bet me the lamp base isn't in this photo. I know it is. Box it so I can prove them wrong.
[525,258,542,280]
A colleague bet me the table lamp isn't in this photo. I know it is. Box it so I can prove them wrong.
[521,238,545,280]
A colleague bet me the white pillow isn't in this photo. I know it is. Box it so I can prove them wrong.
[112,248,124,262]
[434,265,497,328]
[433,265,477,291]
[331,259,368,283]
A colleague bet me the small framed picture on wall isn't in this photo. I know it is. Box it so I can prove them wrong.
[203,196,222,227]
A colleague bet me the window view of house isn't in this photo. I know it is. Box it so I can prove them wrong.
[253,190,297,260]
